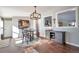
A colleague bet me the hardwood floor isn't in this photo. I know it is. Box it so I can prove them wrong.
[24,39,79,53]
[0,38,79,53]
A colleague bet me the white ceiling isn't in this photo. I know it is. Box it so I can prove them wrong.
[0,6,76,17]
[1,6,75,13]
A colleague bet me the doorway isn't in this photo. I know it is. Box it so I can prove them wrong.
[2,17,12,39]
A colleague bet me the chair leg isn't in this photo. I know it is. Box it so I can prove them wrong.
[22,39,24,44]
[27,41,29,44]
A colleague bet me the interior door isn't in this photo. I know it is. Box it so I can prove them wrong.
[0,18,3,40]
[3,18,12,38]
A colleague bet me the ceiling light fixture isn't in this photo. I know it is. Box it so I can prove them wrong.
[30,6,41,20]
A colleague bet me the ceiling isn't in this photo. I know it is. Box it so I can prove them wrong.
[0,6,76,17]
[0,6,75,13]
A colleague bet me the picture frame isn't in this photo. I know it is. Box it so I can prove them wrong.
[18,20,29,29]
[44,16,52,27]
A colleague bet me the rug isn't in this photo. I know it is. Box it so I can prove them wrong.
[23,39,51,53]
[24,46,39,53]
[0,39,10,48]
[15,38,39,47]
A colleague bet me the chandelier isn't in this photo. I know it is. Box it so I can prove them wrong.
[30,6,41,20]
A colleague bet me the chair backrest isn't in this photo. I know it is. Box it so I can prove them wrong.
[22,29,29,36]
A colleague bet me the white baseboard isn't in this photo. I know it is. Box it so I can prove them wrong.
[66,42,79,47]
